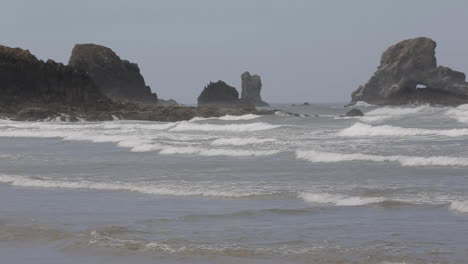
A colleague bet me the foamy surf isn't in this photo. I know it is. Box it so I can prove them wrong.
[339,105,438,123]
[449,200,468,213]
[189,114,262,122]
[169,122,282,132]
[298,192,386,206]
[158,146,281,157]
[364,105,432,116]
[350,101,376,107]
[0,174,283,198]
[339,122,468,137]
[211,137,277,146]
[445,104,468,124]
[295,150,468,167]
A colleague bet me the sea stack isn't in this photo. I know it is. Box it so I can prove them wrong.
[350,37,468,106]
[0,45,105,111]
[241,71,269,106]
[198,81,252,108]
[68,44,158,104]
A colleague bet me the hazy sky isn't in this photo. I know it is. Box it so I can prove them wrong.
[2,0,468,103]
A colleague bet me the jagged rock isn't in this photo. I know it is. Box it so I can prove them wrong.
[350,37,468,105]
[68,43,158,104]
[15,107,55,121]
[157,98,179,106]
[0,45,106,108]
[240,72,269,106]
[198,81,252,108]
[344,108,364,117]
[0,44,273,122]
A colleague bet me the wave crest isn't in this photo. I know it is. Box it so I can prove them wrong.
[0,174,283,198]
[449,200,468,213]
[211,137,277,146]
[339,122,468,137]
[296,150,468,167]
[298,192,385,206]
[169,122,281,132]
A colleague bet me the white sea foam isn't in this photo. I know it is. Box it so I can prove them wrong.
[0,174,279,198]
[189,114,262,122]
[211,137,277,146]
[296,150,468,167]
[337,105,436,123]
[365,105,430,116]
[169,122,281,132]
[218,114,262,121]
[445,104,468,124]
[298,192,385,206]
[352,101,376,107]
[0,154,20,159]
[449,200,468,213]
[339,122,468,137]
[159,146,280,157]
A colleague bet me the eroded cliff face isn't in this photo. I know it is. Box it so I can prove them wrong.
[0,44,273,121]
[198,80,253,108]
[0,45,106,110]
[351,37,468,105]
[68,44,158,104]
[241,72,269,106]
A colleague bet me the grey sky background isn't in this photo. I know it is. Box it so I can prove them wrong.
[1,0,467,104]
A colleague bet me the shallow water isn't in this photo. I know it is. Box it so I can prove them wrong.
[1,103,468,264]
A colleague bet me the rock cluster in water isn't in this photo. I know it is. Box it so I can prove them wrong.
[351,37,468,105]
[68,44,158,104]
[197,72,269,108]
[241,72,269,106]
[198,80,253,108]
[344,108,364,117]
[0,44,272,121]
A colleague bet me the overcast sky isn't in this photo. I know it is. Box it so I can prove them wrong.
[2,0,468,103]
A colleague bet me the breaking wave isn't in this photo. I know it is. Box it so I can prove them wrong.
[0,174,285,198]
[189,114,262,122]
[339,122,468,137]
[449,200,468,213]
[211,137,277,146]
[169,122,282,132]
[295,150,468,167]
[445,104,468,124]
[364,105,431,116]
[299,192,386,206]
[158,146,280,157]
[352,101,376,107]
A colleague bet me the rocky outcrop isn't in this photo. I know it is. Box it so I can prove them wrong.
[241,72,269,106]
[157,98,179,106]
[0,45,106,111]
[198,81,252,108]
[350,37,468,105]
[68,44,158,104]
[0,44,274,122]
[344,108,364,117]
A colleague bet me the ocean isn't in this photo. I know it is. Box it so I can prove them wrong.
[0,103,467,264]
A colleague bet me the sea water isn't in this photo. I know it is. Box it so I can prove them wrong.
[0,103,467,264]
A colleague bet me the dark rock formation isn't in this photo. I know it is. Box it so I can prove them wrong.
[344,108,364,117]
[240,72,269,106]
[303,102,310,106]
[0,45,106,111]
[350,37,468,105]
[68,43,158,104]
[0,44,274,122]
[157,98,179,106]
[198,81,252,108]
